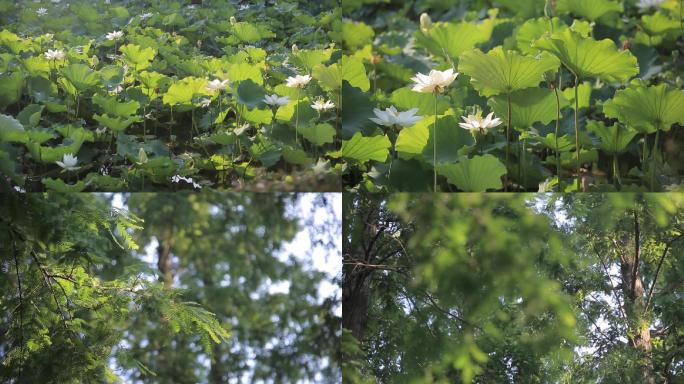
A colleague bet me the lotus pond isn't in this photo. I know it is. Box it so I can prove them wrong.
[341,0,684,192]
[0,0,341,191]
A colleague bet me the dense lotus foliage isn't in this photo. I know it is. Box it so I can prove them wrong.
[341,0,684,192]
[0,0,341,192]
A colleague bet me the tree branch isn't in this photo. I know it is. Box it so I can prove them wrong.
[631,210,640,295]
[644,234,684,314]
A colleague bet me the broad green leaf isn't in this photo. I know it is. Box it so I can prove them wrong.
[415,20,494,61]
[282,146,311,165]
[390,87,450,116]
[560,148,598,168]
[0,71,24,108]
[535,29,638,82]
[313,63,341,92]
[228,63,263,85]
[291,49,332,71]
[120,44,156,71]
[341,56,369,92]
[99,65,125,89]
[586,120,638,154]
[162,77,211,110]
[42,178,87,192]
[603,82,684,133]
[516,18,569,55]
[17,104,44,128]
[489,87,569,128]
[236,79,265,109]
[422,116,475,164]
[641,12,681,36]
[341,132,390,163]
[250,138,281,168]
[341,21,374,49]
[60,63,99,92]
[436,155,507,191]
[526,132,575,152]
[341,82,374,139]
[300,123,336,146]
[458,47,560,97]
[231,22,263,43]
[22,56,50,76]
[562,81,592,110]
[93,94,140,117]
[93,114,142,132]
[556,0,623,21]
[496,0,544,19]
[0,114,27,143]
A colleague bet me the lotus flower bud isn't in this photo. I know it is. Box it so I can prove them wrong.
[420,13,432,33]
[230,16,236,25]
[292,44,299,53]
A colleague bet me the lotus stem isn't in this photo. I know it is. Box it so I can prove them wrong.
[295,87,301,146]
[613,125,621,188]
[574,74,580,190]
[651,124,660,191]
[505,91,512,191]
[553,86,562,191]
[433,91,438,192]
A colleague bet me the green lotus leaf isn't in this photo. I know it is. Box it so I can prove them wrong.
[525,132,575,152]
[495,0,544,19]
[341,21,374,49]
[237,104,273,125]
[17,104,44,128]
[489,87,569,128]
[423,116,475,165]
[28,128,92,163]
[312,63,342,92]
[341,132,391,163]
[99,65,125,89]
[22,56,50,76]
[586,120,638,154]
[341,56,369,92]
[341,82,374,139]
[562,81,592,110]
[42,178,87,192]
[282,146,311,165]
[390,87,450,116]
[415,20,494,61]
[560,148,598,168]
[641,12,681,36]
[436,155,506,191]
[0,149,24,185]
[249,137,281,168]
[535,29,638,82]
[162,77,211,110]
[0,71,24,108]
[603,82,684,133]
[300,123,336,146]
[120,44,156,71]
[516,17,569,55]
[26,129,54,144]
[458,47,560,97]
[228,63,263,85]
[93,113,142,132]
[291,49,333,72]
[556,0,623,22]
[84,173,126,191]
[0,114,27,143]
[60,63,99,92]
[236,79,266,109]
[231,22,264,43]
[0,30,31,54]
[206,131,237,145]
[93,94,140,117]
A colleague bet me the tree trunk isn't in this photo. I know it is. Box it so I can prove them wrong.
[619,211,655,384]
[157,231,174,288]
[342,268,371,340]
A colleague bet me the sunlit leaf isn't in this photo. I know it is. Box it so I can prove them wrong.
[436,155,507,191]
[586,120,638,154]
[341,132,391,163]
[603,81,684,133]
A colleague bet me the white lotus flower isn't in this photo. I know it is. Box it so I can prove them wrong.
[198,98,212,108]
[285,74,312,88]
[140,12,154,20]
[263,94,290,107]
[206,78,230,92]
[36,7,48,16]
[55,153,80,171]
[311,98,335,111]
[458,112,502,132]
[410,68,458,93]
[636,0,664,11]
[369,106,422,127]
[105,30,124,41]
[45,49,66,60]
[171,175,201,189]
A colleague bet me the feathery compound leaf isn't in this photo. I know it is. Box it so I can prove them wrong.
[535,29,638,82]
[458,47,559,97]
[603,82,684,133]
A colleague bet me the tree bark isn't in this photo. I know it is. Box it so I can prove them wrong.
[157,230,174,288]
[619,211,655,384]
